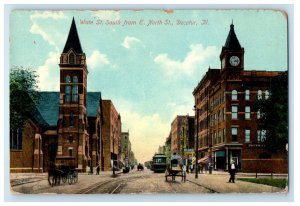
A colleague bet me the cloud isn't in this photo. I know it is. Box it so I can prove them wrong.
[154,43,218,76]
[36,52,60,91]
[91,10,120,20]
[121,110,170,163]
[30,11,67,50]
[121,36,142,49]
[87,50,111,70]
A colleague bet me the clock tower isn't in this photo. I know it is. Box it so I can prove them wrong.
[220,22,244,71]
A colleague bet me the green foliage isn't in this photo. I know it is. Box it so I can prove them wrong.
[238,178,287,189]
[10,66,40,130]
[254,73,288,152]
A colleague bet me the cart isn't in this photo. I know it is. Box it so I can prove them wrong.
[48,163,78,186]
[165,155,186,182]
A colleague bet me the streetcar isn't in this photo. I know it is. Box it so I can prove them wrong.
[152,154,167,173]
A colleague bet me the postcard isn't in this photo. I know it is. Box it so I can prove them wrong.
[9,9,288,195]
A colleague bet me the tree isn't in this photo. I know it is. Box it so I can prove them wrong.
[254,72,288,152]
[10,66,40,130]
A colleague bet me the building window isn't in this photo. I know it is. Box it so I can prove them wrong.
[245,106,251,120]
[223,107,226,121]
[214,113,217,125]
[68,147,73,157]
[73,76,78,83]
[257,90,262,100]
[70,112,74,127]
[223,128,226,142]
[214,132,217,144]
[65,75,71,83]
[68,136,74,143]
[65,85,71,102]
[257,109,261,119]
[257,130,267,142]
[218,130,221,143]
[10,128,22,150]
[231,127,238,142]
[245,90,250,100]
[69,53,75,64]
[232,90,238,100]
[245,129,250,142]
[265,90,270,99]
[219,110,222,122]
[72,85,78,102]
[232,106,238,119]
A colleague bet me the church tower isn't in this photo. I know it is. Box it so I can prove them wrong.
[57,18,89,172]
[220,22,244,72]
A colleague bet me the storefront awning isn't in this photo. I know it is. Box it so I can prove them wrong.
[198,156,209,164]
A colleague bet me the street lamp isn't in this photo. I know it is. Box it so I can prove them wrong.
[194,105,199,179]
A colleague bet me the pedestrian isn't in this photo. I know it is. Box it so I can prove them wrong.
[228,160,236,183]
[96,165,100,175]
[182,164,187,182]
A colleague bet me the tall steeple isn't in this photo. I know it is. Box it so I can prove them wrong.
[57,17,89,172]
[223,22,242,50]
[220,22,244,71]
[63,17,83,54]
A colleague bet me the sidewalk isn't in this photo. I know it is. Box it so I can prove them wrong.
[186,172,287,193]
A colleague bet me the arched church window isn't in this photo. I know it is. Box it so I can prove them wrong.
[65,85,71,102]
[73,76,78,83]
[72,85,78,102]
[69,53,75,64]
[65,75,71,83]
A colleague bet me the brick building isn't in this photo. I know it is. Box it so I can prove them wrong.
[170,116,185,154]
[193,23,288,173]
[101,100,122,171]
[10,18,104,173]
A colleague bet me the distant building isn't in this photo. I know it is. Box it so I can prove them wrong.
[101,100,122,171]
[193,23,287,173]
[170,116,185,154]
[164,134,171,165]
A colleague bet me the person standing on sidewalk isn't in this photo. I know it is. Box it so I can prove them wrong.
[228,160,236,183]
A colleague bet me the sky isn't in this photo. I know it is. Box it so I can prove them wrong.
[9,10,287,163]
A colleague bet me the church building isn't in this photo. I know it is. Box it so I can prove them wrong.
[10,18,105,173]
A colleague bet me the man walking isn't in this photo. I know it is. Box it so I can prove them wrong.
[228,160,236,183]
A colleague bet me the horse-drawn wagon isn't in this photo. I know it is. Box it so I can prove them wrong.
[48,163,78,186]
[165,154,186,182]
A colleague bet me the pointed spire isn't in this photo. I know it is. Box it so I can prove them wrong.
[224,21,242,50]
[63,17,83,53]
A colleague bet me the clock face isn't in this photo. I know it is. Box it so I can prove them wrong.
[229,56,240,66]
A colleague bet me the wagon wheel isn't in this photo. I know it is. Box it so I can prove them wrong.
[73,171,78,183]
[68,172,74,185]
[62,173,67,183]
[48,174,55,187]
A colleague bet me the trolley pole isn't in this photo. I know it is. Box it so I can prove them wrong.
[194,105,199,179]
